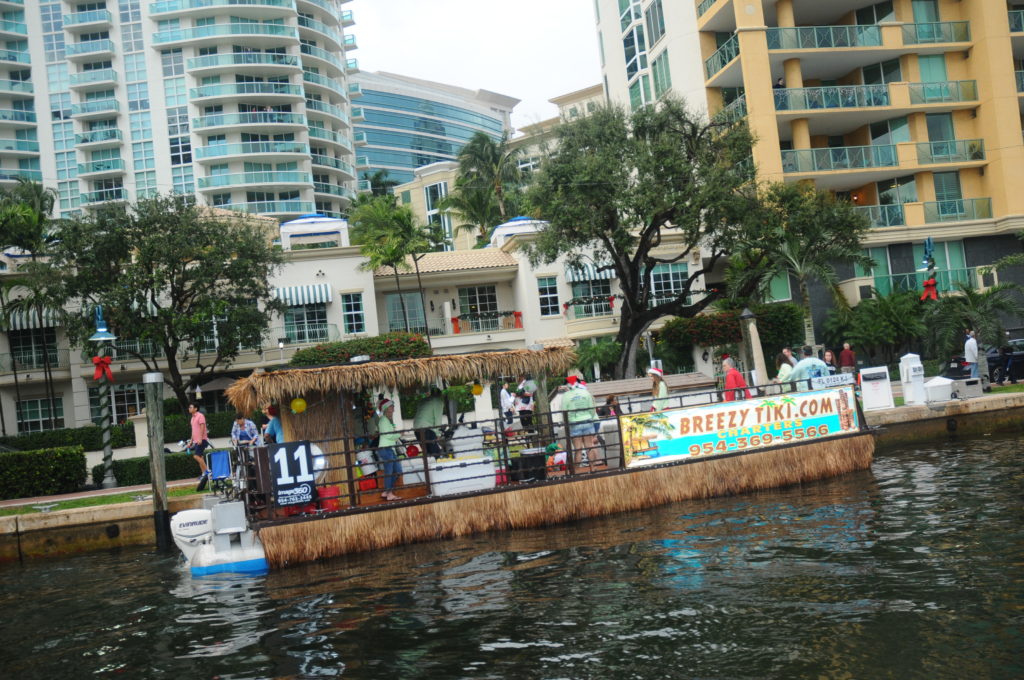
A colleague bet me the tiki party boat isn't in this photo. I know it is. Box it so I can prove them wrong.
[169,346,875,575]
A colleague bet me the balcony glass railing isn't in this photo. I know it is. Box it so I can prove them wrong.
[69,68,117,86]
[190,82,303,98]
[313,182,353,198]
[65,39,116,56]
[187,52,299,70]
[273,323,339,345]
[916,139,984,164]
[704,34,739,79]
[0,108,34,123]
[352,130,365,144]
[223,200,316,215]
[340,9,353,24]
[310,153,354,174]
[1010,10,1024,33]
[781,144,897,173]
[305,98,348,122]
[297,16,342,44]
[193,111,306,128]
[63,10,112,25]
[71,99,119,116]
[854,204,905,228]
[451,311,522,335]
[346,58,358,71]
[153,23,298,44]
[0,19,27,35]
[82,187,126,203]
[150,0,295,13]
[774,84,888,110]
[195,141,309,159]
[0,138,39,152]
[0,168,41,182]
[78,158,125,175]
[696,0,718,19]
[300,43,343,70]
[348,82,361,97]
[714,94,747,123]
[343,34,356,48]
[572,301,614,319]
[308,127,351,148]
[299,0,337,16]
[0,78,31,93]
[1018,71,1024,93]
[197,171,311,188]
[873,268,976,297]
[923,198,992,224]
[902,21,970,44]
[356,179,371,192]
[907,80,977,104]
[303,71,345,94]
[766,25,880,50]
[0,49,29,64]
[75,128,123,144]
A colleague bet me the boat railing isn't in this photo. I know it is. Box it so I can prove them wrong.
[235,375,858,523]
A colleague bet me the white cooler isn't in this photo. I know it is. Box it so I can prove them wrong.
[430,456,496,497]
[399,455,433,485]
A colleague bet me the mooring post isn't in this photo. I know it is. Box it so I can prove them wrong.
[143,372,169,550]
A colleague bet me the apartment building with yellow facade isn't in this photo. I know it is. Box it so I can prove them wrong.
[596,0,1024,329]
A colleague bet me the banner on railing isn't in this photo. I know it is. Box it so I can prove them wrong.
[620,386,859,467]
[270,441,316,507]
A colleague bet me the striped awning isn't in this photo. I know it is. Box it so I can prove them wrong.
[274,283,332,306]
[3,309,60,330]
[567,262,615,282]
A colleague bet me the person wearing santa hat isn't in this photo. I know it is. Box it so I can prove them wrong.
[648,366,669,411]
[375,399,402,502]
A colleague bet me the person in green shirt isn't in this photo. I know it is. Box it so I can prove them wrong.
[413,386,445,455]
[562,376,599,469]
[376,399,402,501]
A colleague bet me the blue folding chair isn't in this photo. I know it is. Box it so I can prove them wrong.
[206,449,232,496]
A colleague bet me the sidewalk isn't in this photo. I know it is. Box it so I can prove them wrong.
[0,478,199,509]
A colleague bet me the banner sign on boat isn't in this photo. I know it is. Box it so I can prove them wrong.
[619,386,859,467]
[270,441,316,507]
[810,372,855,390]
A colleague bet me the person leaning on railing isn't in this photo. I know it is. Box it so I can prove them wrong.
[562,375,600,470]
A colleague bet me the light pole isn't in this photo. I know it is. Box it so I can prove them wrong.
[89,306,118,489]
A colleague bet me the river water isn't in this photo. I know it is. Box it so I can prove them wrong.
[1,434,1021,679]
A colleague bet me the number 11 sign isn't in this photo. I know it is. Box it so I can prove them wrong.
[270,441,316,507]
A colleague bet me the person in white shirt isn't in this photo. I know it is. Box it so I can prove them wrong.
[499,381,515,426]
[964,330,979,379]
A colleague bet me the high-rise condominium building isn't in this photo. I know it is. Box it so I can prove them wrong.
[2,0,357,221]
[595,0,1024,323]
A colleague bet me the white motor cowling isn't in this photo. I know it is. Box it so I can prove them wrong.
[170,509,213,564]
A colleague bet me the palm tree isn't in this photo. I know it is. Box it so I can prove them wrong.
[456,131,522,221]
[925,282,1024,359]
[436,182,503,245]
[361,169,399,197]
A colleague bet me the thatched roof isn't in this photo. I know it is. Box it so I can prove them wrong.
[226,346,577,413]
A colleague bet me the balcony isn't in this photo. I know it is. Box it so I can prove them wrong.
[766,25,880,50]
[194,141,310,160]
[81,187,127,204]
[273,323,340,345]
[192,111,307,130]
[450,311,522,335]
[355,155,368,169]
[0,349,71,376]
[854,204,904,228]
[916,139,984,165]
[343,34,357,50]
[704,34,738,80]
[302,71,345,96]
[781,144,897,173]
[907,80,977,105]
[353,130,366,145]
[357,179,370,192]
[78,158,126,178]
[71,99,120,118]
[350,106,364,121]
[923,198,992,224]
[306,99,349,124]
[775,84,889,111]
[297,16,343,48]
[75,128,124,146]
[0,138,39,155]
[310,153,354,176]
[69,68,117,89]
[570,301,614,320]
[190,82,304,100]
[902,21,970,44]
[0,109,35,126]
[187,51,300,72]
[341,9,353,27]
[65,39,116,60]
[62,9,113,28]
[307,126,351,150]
[872,268,978,297]
[0,49,28,65]
[196,170,312,189]
[300,43,344,72]
[150,0,296,15]
[0,19,26,36]
[313,182,353,199]
[696,0,719,18]
[346,58,358,73]
[222,200,316,215]
[297,0,339,19]
[0,79,31,97]
[713,94,746,123]
[348,82,362,98]
[153,22,298,46]
[1011,10,1024,33]
[0,168,41,182]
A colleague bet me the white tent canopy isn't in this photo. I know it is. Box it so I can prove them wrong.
[279,215,350,251]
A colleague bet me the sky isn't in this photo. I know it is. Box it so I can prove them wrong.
[346,0,603,132]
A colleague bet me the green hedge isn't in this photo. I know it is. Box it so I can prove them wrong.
[0,446,87,500]
[290,331,431,366]
[0,424,134,453]
[163,410,236,442]
[90,450,208,487]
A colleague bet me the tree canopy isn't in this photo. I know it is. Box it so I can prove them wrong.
[49,194,284,410]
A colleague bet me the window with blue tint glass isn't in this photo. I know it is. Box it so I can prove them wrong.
[361,130,456,157]
[360,109,481,142]
[358,90,504,134]
[364,148,452,170]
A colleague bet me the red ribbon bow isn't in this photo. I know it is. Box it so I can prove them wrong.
[920,277,938,301]
[92,355,114,382]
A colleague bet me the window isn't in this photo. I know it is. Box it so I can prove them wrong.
[629,74,651,111]
[55,151,76,180]
[870,117,910,145]
[163,77,186,107]
[161,49,183,77]
[458,285,499,332]
[51,121,74,151]
[17,397,64,433]
[618,0,641,31]
[121,23,143,52]
[386,292,427,333]
[132,141,154,170]
[211,192,231,206]
[46,63,69,93]
[169,136,191,165]
[284,303,329,342]
[877,175,918,205]
[571,279,612,318]
[171,165,193,194]
[130,112,151,140]
[537,276,559,316]
[645,0,665,45]
[89,383,146,425]
[650,263,689,306]
[622,24,647,80]
[651,50,672,98]
[166,106,189,135]
[58,180,80,210]
[43,33,65,63]
[341,293,365,334]
[124,52,146,82]
[424,182,452,250]
[862,58,901,85]
[9,328,57,370]
[127,82,148,111]
[856,1,894,24]
[135,170,157,197]
[120,0,141,23]
[766,273,792,302]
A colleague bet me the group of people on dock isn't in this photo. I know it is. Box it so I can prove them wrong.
[772,343,857,392]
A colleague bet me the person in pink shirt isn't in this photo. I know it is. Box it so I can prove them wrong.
[187,402,211,481]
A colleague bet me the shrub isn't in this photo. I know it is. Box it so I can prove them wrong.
[290,331,431,366]
[90,450,207,487]
[0,446,87,500]
[0,424,134,453]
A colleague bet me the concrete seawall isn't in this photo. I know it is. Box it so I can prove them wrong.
[865,392,1024,446]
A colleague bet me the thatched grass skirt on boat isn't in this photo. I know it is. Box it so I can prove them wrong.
[259,432,874,568]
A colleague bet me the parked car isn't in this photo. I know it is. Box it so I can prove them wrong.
[941,340,1024,384]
